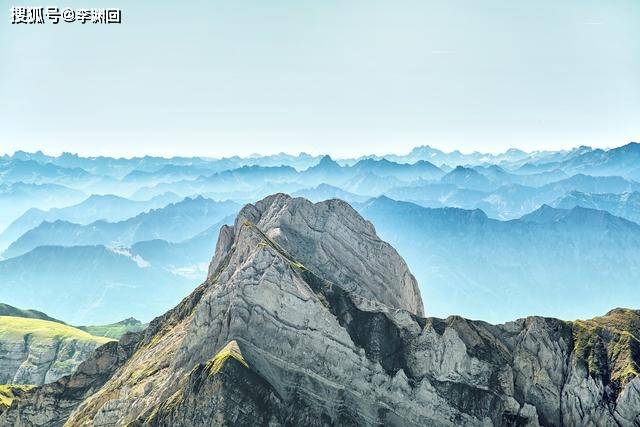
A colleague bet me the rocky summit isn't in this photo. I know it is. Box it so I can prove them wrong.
[2,194,639,426]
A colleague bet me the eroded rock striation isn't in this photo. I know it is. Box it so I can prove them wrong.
[2,194,639,426]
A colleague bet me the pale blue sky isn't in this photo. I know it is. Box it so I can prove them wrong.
[1,0,639,157]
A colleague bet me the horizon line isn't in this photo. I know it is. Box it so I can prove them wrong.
[2,141,637,161]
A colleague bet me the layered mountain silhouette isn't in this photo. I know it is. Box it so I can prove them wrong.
[0,245,194,324]
[0,192,181,251]
[358,196,640,322]
[552,190,640,224]
[0,182,86,232]
[2,194,638,426]
[292,183,369,204]
[550,142,640,179]
[0,160,91,185]
[386,173,640,220]
[3,197,239,258]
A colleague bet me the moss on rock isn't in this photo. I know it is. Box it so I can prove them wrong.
[569,308,640,386]
[0,384,34,413]
[206,340,248,375]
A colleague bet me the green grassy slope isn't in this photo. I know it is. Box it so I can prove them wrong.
[0,316,113,345]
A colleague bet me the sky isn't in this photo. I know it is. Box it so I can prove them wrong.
[1,0,639,158]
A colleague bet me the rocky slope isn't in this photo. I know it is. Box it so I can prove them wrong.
[2,194,639,426]
[0,385,33,414]
[0,316,113,386]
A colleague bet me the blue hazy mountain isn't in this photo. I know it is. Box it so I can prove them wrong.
[552,191,640,224]
[530,142,640,179]
[512,145,595,172]
[341,173,405,196]
[384,182,487,209]
[1,151,326,181]
[3,143,640,327]
[299,155,350,185]
[350,158,443,181]
[236,152,322,170]
[130,216,234,280]
[0,182,86,233]
[129,157,444,200]
[357,196,640,323]
[539,173,640,196]
[3,197,240,258]
[122,165,217,184]
[14,152,234,179]
[292,184,369,204]
[0,245,194,324]
[385,173,640,220]
[0,159,92,185]
[351,145,594,169]
[472,165,568,188]
[440,166,495,191]
[439,165,567,191]
[365,145,530,167]
[0,218,234,324]
[0,192,182,251]
[131,165,300,199]
[301,155,443,186]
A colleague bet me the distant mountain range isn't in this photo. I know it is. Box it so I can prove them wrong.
[1,142,640,326]
[385,173,640,220]
[357,196,640,323]
[0,245,194,324]
[292,184,369,204]
[0,182,86,232]
[538,141,640,179]
[130,216,235,280]
[3,196,239,259]
[1,142,639,229]
[0,195,239,325]
[0,192,182,251]
[552,191,640,224]
[3,141,638,180]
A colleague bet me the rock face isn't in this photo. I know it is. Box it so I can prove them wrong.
[2,194,639,426]
[0,316,113,386]
[207,193,424,316]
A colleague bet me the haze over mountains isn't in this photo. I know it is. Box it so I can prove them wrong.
[357,197,640,322]
[3,197,239,258]
[3,194,638,425]
[1,142,640,324]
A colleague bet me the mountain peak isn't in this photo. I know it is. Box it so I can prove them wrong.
[303,155,342,174]
[521,204,636,228]
[317,154,337,166]
[519,204,567,223]
[209,193,423,316]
